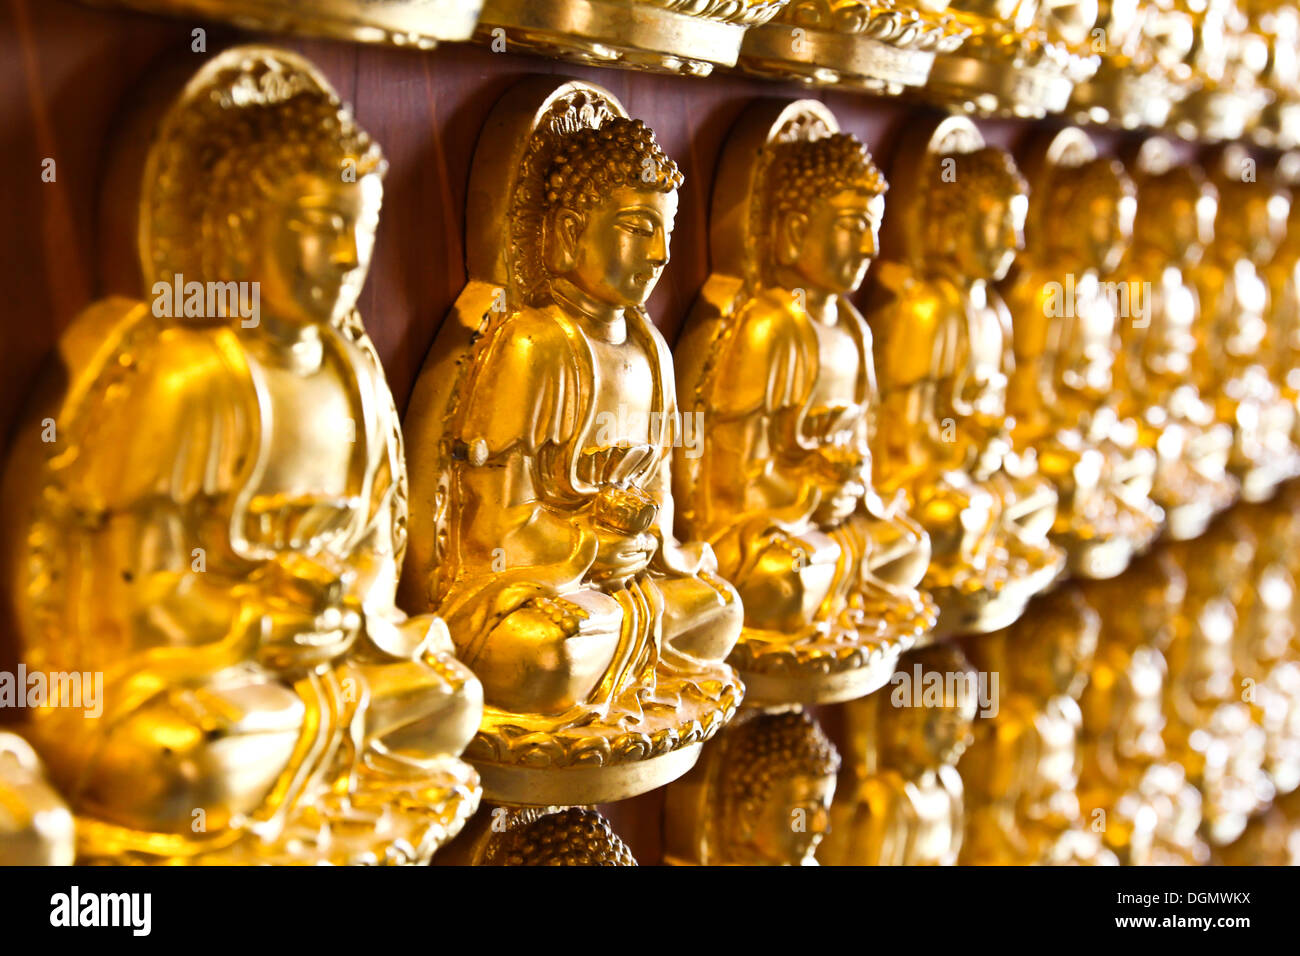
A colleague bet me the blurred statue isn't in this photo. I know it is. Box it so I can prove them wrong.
[1165,521,1274,847]
[818,643,977,865]
[1112,137,1238,541]
[1215,786,1300,865]
[1078,552,1210,865]
[1230,501,1300,796]
[0,48,483,864]
[867,117,1064,638]
[1169,0,1271,142]
[0,732,74,866]
[1191,144,1300,502]
[959,586,1117,865]
[1069,0,1198,130]
[1004,127,1163,580]
[1263,151,1300,447]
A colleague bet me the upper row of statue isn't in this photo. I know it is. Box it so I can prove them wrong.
[79,0,1300,144]
[3,45,1299,864]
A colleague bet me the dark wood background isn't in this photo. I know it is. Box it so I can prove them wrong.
[0,0,1203,862]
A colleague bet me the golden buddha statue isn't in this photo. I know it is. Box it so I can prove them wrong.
[1165,522,1273,847]
[1263,151,1300,437]
[1248,1,1300,150]
[866,117,1065,637]
[1111,138,1238,541]
[1069,0,1197,129]
[0,48,483,865]
[1230,502,1300,796]
[0,732,75,866]
[1170,0,1271,141]
[1215,786,1300,864]
[673,101,935,709]
[1004,128,1163,580]
[817,643,977,866]
[436,805,637,865]
[1191,145,1300,502]
[662,709,839,865]
[924,0,1101,117]
[1077,552,1210,866]
[959,586,1117,865]
[473,0,790,76]
[400,79,743,808]
[737,1,969,94]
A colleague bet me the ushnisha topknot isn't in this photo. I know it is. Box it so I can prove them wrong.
[543,117,683,214]
[203,95,384,277]
[1037,157,1134,258]
[924,146,1028,235]
[767,132,887,219]
[148,52,385,284]
[1132,165,1215,250]
[722,710,840,811]
[1045,156,1135,217]
[489,808,637,866]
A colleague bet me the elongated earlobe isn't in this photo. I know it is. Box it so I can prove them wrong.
[775,211,808,268]
[544,207,584,275]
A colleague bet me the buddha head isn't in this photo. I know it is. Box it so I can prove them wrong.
[197,91,386,328]
[765,133,887,297]
[1043,156,1136,274]
[539,118,683,313]
[1208,154,1290,263]
[1014,587,1101,702]
[484,807,637,866]
[720,711,840,865]
[1216,179,1289,265]
[1097,549,1187,654]
[923,147,1028,282]
[1133,165,1217,267]
[879,643,980,773]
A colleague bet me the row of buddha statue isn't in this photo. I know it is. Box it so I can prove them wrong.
[77,0,1300,144]
[2,43,1300,866]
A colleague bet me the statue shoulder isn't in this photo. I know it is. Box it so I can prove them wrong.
[859,768,910,808]
[713,288,817,414]
[868,263,962,337]
[866,263,962,387]
[10,301,258,519]
[454,306,586,455]
[82,316,255,503]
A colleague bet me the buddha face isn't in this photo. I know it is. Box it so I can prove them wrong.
[1087,190,1135,273]
[785,190,883,296]
[885,689,976,768]
[963,191,1025,282]
[731,772,835,865]
[252,170,382,326]
[1138,178,1209,263]
[550,184,677,310]
[1237,190,1290,262]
